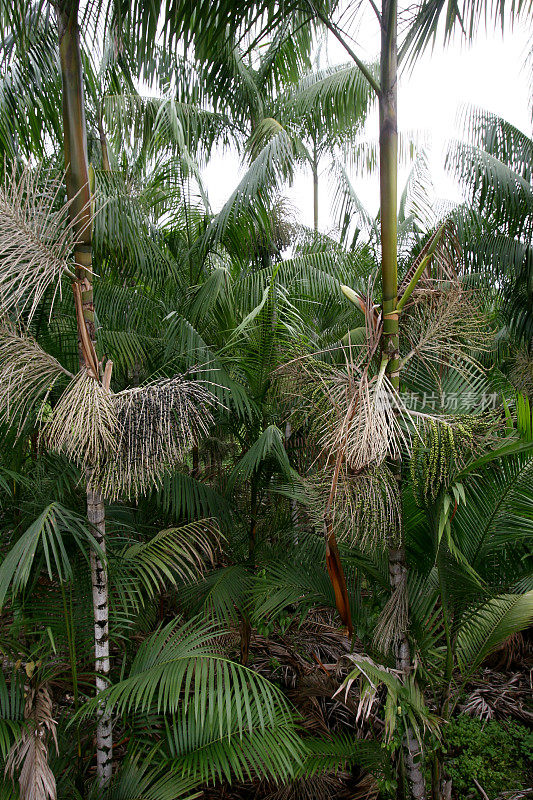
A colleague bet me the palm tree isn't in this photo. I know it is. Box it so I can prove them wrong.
[446,107,533,347]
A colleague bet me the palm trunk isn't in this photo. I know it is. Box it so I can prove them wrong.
[97,108,111,173]
[379,1,425,797]
[284,417,299,544]
[58,4,112,785]
[312,138,319,232]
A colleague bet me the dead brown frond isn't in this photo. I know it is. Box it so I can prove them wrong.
[263,774,351,800]
[460,664,533,725]
[97,376,216,499]
[5,684,58,800]
[0,164,85,323]
[0,325,73,433]
[44,369,117,469]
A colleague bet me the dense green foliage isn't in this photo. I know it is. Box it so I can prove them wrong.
[0,1,532,799]
[443,717,533,798]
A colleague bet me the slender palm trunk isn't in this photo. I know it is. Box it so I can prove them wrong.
[312,138,319,232]
[58,3,112,785]
[97,107,111,173]
[284,418,299,544]
[379,1,425,797]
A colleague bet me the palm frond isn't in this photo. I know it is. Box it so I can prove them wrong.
[446,139,533,238]
[180,565,253,625]
[0,503,101,609]
[112,520,220,612]
[227,425,292,491]
[282,62,375,143]
[0,670,24,760]
[100,753,201,800]
[77,617,299,738]
[165,703,304,784]
[456,590,533,681]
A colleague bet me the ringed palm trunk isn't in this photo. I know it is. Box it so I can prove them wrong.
[379,0,425,796]
[58,2,113,785]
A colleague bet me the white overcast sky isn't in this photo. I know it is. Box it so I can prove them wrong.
[202,17,531,235]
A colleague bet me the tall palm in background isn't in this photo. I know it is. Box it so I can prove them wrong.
[447,107,533,349]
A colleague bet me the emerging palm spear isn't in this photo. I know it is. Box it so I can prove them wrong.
[0,166,216,500]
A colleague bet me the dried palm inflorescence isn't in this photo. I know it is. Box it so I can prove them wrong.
[298,465,400,549]
[44,369,118,470]
[283,348,412,476]
[0,326,73,433]
[97,376,216,499]
[43,372,216,498]
[401,287,491,377]
[6,684,58,800]
[0,165,84,323]
[318,368,412,472]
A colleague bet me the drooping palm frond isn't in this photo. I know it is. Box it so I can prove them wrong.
[398,151,436,232]
[5,685,57,800]
[0,503,101,609]
[446,139,533,239]
[329,158,379,249]
[112,519,220,613]
[0,12,62,162]
[280,62,375,144]
[455,590,533,682]
[165,702,304,784]
[98,753,201,800]
[400,0,532,64]
[0,325,72,433]
[77,617,300,741]
[202,126,303,250]
[458,106,533,183]
[0,165,82,322]
[98,376,216,499]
